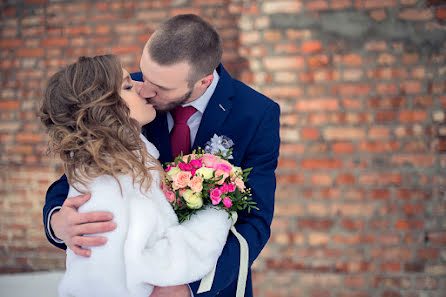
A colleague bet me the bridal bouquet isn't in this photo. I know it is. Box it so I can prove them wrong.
[161,135,258,222]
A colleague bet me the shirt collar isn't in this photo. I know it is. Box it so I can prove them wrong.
[182,69,219,114]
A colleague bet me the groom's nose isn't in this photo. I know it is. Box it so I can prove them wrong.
[138,81,156,98]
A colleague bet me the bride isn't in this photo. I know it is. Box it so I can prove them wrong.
[39,55,232,297]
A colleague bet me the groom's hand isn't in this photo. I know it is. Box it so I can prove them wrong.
[50,193,116,257]
[150,285,191,297]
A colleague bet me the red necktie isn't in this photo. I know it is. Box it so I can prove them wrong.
[170,106,197,158]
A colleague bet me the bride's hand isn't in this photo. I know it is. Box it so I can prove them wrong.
[51,193,116,257]
[150,285,191,297]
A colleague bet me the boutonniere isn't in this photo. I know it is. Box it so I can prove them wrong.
[204,134,234,160]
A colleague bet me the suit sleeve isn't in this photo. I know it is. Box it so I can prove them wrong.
[190,102,280,295]
[42,174,70,250]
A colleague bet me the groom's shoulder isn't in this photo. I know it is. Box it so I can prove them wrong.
[231,78,279,111]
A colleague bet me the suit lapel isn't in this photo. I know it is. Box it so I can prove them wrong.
[192,65,234,150]
[148,112,173,165]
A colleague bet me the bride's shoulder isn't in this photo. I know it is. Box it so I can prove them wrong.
[139,134,160,159]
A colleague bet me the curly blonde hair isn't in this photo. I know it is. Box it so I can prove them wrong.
[40,55,161,194]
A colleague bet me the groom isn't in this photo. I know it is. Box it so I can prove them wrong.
[43,14,280,297]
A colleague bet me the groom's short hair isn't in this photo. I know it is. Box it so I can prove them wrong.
[148,14,223,87]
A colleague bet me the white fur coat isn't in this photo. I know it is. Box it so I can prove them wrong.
[58,136,232,297]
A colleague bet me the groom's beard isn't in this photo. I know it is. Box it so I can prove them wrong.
[149,89,193,112]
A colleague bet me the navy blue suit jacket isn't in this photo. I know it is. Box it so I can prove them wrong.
[43,64,280,297]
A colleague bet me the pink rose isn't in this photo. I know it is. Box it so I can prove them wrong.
[163,189,176,203]
[179,162,193,172]
[223,197,232,208]
[172,171,192,190]
[235,177,245,192]
[202,154,218,168]
[215,163,232,174]
[210,188,222,205]
[228,183,236,192]
[165,165,172,172]
[215,169,229,185]
[182,154,196,163]
[189,176,203,193]
[220,183,229,193]
[190,159,203,168]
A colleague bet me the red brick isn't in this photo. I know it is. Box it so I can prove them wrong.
[66,26,92,35]
[392,154,435,167]
[0,101,20,110]
[302,159,342,170]
[370,189,391,200]
[416,248,439,260]
[301,128,320,140]
[399,8,433,20]
[363,0,397,9]
[377,82,398,94]
[112,45,141,55]
[398,110,428,122]
[277,173,305,185]
[306,0,329,10]
[371,248,413,260]
[415,277,438,289]
[379,233,400,245]
[360,173,402,185]
[324,127,366,140]
[310,174,332,186]
[336,173,355,185]
[375,111,396,123]
[261,1,302,14]
[16,133,43,143]
[308,55,330,68]
[265,86,303,99]
[275,203,304,216]
[17,48,44,57]
[344,276,366,288]
[264,56,305,70]
[302,41,323,53]
[298,218,334,230]
[332,83,371,96]
[381,262,401,273]
[333,142,355,154]
[41,38,68,47]
[401,81,422,94]
[436,7,446,19]
[413,95,434,107]
[0,39,22,48]
[296,98,339,111]
[277,158,298,169]
[26,0,48,3]
[367,97,406,108]
[428,232,446,245]
[395,219,424,230]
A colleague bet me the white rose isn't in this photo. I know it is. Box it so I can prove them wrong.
[195,167,214,180]
[182,189,203,209]
[230,166,243,178]
[167,166,181,179]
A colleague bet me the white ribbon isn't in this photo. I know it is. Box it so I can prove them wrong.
[197,212,249,297]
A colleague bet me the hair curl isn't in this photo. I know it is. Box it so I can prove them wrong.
[40,55,161,194]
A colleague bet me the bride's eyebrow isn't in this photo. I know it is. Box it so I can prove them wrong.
[122,74,131,83]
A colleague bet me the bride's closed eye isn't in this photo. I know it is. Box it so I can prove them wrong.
[123,84,133,91]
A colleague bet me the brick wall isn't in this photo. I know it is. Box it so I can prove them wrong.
[1,0,445,296]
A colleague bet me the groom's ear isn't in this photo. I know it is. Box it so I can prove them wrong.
[199,73,214,88]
